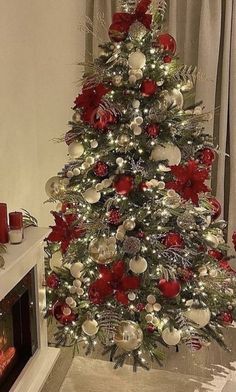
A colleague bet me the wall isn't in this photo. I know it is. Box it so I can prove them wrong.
[0,0,86,226]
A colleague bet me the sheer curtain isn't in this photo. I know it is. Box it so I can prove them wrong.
[85,0,236,242]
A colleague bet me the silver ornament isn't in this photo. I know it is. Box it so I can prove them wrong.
[88,237,117,264]
[177,212,196,230]
[123,236,141,255]
[114,321,143,352]
[117,134,131,147]
[129,21,148,41]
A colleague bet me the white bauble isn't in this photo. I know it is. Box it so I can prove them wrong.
[132,100,140,109]
[63,307,72,316]
[68,141,84,159]
[83,188,101,204]
[128,51,146,69]
[147,295,156,304]
[82,319,99,336]
[184,307,211,328]
[65,297,76,307]
[133,125,142,136]
[123,219,136,231]
[129,256,147,274]
[145,314,153,323]
[153,303,162,312]
[73,279,82,288]
[128,292,136,301]
[150,143,181,166]
[70,262,84,278]
[90,140,98,148]
[171,89,184,109]
[162,328,181,346]
[129,74,137,84]
[203,233,219,248]
[73,168,81,176]
[49,251,63,272]
[45,176,65,198]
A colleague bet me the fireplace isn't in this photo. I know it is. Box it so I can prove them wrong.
[0,269,38,392]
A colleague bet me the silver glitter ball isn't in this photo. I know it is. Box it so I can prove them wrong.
[177,212,196,230]
[129,21,148,41]
[123,236,141,255]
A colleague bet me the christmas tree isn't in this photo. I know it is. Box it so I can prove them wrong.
[45,0,236,370]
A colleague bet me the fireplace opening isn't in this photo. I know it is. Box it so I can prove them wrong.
[0,269,38,392]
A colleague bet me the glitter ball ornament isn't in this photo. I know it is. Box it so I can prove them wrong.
[93,161,109,178]
[141,80,158,96]
[108,208,121,225]
[198,148,215,166]
[162,327,181,346]
[128,51,146,69]
[129,21,148,40]
[114,321,143,352]
[145,123,160,138]
[208,197,221,220]
[68,141,84,159]
[117,134,131,147]
[129,256,147,274]
[113,175,134,195]
[177,212,196,230]
[153,33,177,55]
[45,176,65,198]
[123,236,141,255]
[184,307,211,328]
[158,279,181,298]
[163,232,185,248]
[88,236,117,264]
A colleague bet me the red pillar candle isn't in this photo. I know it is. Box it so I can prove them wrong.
[0,203,9,243]
[9,212,23,229]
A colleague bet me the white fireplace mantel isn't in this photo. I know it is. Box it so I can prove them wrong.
[0,227,60,392]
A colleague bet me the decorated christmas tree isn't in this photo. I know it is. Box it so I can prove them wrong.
[45,0,236,370]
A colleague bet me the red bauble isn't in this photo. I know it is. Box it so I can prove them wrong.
[163,55,172,63]
[158,279,181,298]
[139,181,149,191]
[208,197,221,220]
[108,208,121,225]
[198,148,215,166]
[208,249,223,261]
[153,33,176,55]
[163,232,185,249]
[46,273,60,289]
[140,80,158,97]
[145,123,160,138]
[93,161,109,177]
[179,268,194,282]
[218,311,233,325]
[52,302,76,325]
[146,324,155,333]
[136,303,145,311]
[136,230,145,239]
[108,22,128,42]
[113,175,134,195]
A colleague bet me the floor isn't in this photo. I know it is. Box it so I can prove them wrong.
[42,326,236,392]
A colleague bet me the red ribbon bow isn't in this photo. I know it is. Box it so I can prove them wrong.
[112,0,152,32]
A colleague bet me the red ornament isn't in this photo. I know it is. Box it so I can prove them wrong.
[108,208,121,225]
[90,107,117,131]
[208,249,223,261]
[219,259,231,271]
[46,273,60,289]
[108,23,128,42]
[163,55,172,63]
[136,303,145,311]
[146,324,155,333]
[139,181,149,191]
[141,80,158,97]
[158,279,181,298]
[52,302,76,325]
[153,33,176,55]
[136,230,145,239]
[198,148,215,166]
[145,123,160,138]
[113,175,134,195]
[93,161,109,177]
[179,268,193,282]
[208,197,221,220]
[163,232,185,249]
[218,311,233,325]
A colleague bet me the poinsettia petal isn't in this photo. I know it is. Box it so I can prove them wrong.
[111,260,125,280]
[61,239,70,254]
[99,266,113,283]
[47,228,64,242]
[121,276,140,291]
[115,291,129,305]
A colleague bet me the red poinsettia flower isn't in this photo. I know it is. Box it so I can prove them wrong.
[74,83,110,111]
[166,160,210,205]
[46,212,86,254]
[89,260,140,305]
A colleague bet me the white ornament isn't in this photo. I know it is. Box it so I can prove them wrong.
[73,279,82,288]
[184,307,211,328]
[135,69,143,80]
[198,266,208,277]
[134,116,143,125]
[162,328,181,346]
[76,288,84,296]
[68,141,84,159]
[67,170,74,178]
[171,89,184,109]
[49,251,63,272]
[129,74,137,84]
[116,157,124,166]
[145,304,153,313]
[128,292,136,301]
[73,168,81,176]
[150,143,181,166]
[82,319,99,336]
[86,156,95,165]
[123,219,136,231]
[132,100,140,109]
[63,307,72,316]
[91,140,98,148]
[145,314,153,323]
[70,262,84,278]
[83,188,101,204]
[129,256,147,274]
[147,295,156,304]
[128,51,146,69]
[153,303,162,312]
[133,125,142,136]
[65,297,74,306]
[209,269,218,277]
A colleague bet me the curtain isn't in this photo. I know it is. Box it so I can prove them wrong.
[85,0,236,242]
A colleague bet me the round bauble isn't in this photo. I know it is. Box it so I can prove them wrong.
[52,301,76,325]
[49,251,63,272]
[83,188,101,204]
[177,212,196,230]
[93,161,109,178]
[70,262,84,278]
[208,197,221,220]
[108,22,128,42]
[114,321,143,352]
[123,219,136,231]
[218,311,233,325]
[150,143,181,166]
[158,279,181,298]
[68,141,84,159]
[147,295,156,304]
[112,75,123,86]
[117,134,131,147]
[198,148,215,166]
[145,124,160,138]
[46,273,60,289]
[162,327,181,346]
[123,236,140,255]
[129,256,147,274]
[82,319,99,336]
[153,33,176,55]
[45,176,65,198]
[88,236,117,264]
[141,79,158,96]
[203,233,219,248]
[163,232,185,249]
[108,208,121,225]
[128,51,146,69]
[129,21,148,40]
[184,307,211,328]
[113,175,134,195]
